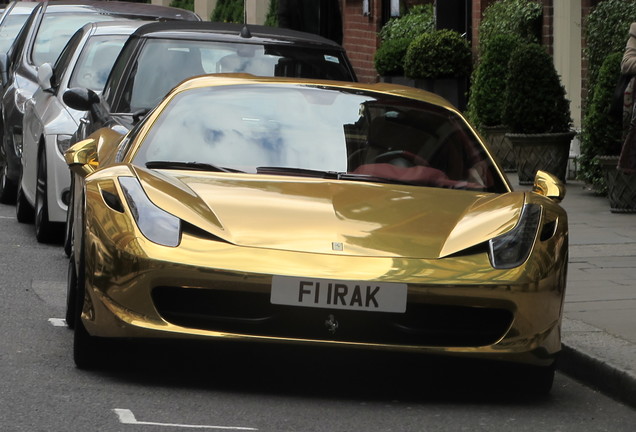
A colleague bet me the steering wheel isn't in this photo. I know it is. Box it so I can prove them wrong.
[374,150,428,167]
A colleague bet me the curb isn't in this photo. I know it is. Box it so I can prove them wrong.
[559,317,636,408]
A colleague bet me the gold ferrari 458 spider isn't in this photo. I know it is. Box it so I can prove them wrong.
[65,75,568,393]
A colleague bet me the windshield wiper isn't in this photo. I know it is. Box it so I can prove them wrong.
[337,173,414,185]
[256,166,341,178]
[256,167,412,185]
[146,161,243,173]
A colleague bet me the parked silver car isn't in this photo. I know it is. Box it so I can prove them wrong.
[18,20,153,242]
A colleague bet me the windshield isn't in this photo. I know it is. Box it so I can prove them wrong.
[69,35,128,92]
[133,85,507,192]
[32,13,127,66]
[0,13,30,53]
[121,39,353,112]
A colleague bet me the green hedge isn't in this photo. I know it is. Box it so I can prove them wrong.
[211,0,244,23]
[502,43,571,134]
[579,52,624,192]
[403,29,472,79]
[478,0,542,51]
[468,33,523,127]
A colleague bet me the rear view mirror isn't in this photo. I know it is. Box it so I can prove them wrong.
[63,87,100,112]
[532,170,565,203]
[65,138,98,177]
[37,63,54,92]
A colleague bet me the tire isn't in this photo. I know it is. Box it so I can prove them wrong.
[15,172,34,223]
[0,123,17,204]
[0,155,17,204]
[65,259,76,330]
[72,240,103,370]
[518,363,556,397]
[35,148,59,243]
[63,176,74,257]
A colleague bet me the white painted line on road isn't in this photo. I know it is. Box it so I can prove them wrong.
[48,318,67,327]
[113,409,258,430]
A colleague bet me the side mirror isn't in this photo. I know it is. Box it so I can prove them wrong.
[65,137,98,177]
[37,63,54,92]
[0,53,9,86]
[63,87,100,112]
[532,170,565,203]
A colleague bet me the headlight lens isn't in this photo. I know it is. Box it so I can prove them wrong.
[14,88,32,114]
[488,204,541,269]
[119,177,181,247]
[56,134,73,155]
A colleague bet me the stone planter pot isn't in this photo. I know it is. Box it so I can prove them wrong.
[379,76,468,111]
[506,131,576,185]
[597,155,636,213]
[481,125,515,172]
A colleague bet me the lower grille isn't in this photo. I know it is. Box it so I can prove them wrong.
[152,286,513,347]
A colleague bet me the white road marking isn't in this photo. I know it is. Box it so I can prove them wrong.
[113,409,258,430]
[48,318,67,327]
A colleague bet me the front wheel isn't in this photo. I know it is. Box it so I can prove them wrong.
[0,161,16,204]
[35,148,60,243]
[15,170,34,223]
[72,236,103,369]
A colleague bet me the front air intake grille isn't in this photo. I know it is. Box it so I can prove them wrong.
[152,286,513,348]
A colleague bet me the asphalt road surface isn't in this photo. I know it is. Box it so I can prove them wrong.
[1,202,636,431]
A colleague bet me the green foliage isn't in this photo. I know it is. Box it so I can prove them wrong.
[403,29,472,79]
[479,0,542,50]
[502,43,572,134]
[211,0,244,23]
[378,4,434,43]
[468,33,524,127]
[264,0,279,27]
[579,52,624,192]
[584,0,636,96]
[169,0,194,11]
[374,5,434,77]
[374,38,411,76]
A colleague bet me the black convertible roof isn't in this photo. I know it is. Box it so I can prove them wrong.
[131,21,344,50]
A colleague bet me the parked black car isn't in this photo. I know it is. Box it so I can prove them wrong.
[62,20,357,256]
[0,0,199,203]
[64,21,357,141]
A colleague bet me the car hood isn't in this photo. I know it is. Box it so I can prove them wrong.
[135,168,524,259]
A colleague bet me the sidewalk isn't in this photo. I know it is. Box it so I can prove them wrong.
[512,173,636,406]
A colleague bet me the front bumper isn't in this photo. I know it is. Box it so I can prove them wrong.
[80,221,567,367]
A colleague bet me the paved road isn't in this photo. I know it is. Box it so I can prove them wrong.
[2,202,636,431]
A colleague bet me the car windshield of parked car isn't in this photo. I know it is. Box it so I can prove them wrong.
[0,13,30,53]
[68,35,128,92]
[133,84,507,192]
[31,13,127,66]
[121,39,353,112]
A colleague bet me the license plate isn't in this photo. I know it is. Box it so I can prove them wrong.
[271,275,407,313]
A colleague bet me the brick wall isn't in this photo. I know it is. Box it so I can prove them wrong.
[341,0,383,83]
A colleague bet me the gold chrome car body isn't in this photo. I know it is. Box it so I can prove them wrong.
[66,75,568,374]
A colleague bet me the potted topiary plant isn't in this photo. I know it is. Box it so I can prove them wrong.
[403,29,472,110]
[586,52,636,212]
[374,5,434,85]
[468,33,523,171]
[502,42,575,184]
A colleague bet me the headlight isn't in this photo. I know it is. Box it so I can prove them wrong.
[56,134,73,155]
[14,88,32,114]
[119,177,181,247]
[488,204,541,269]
